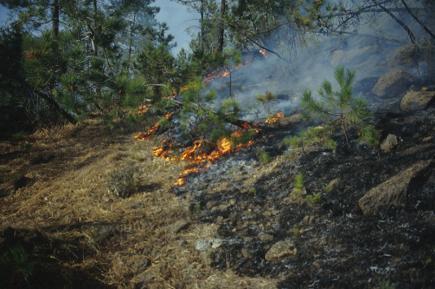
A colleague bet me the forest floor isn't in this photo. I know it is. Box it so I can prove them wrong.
[0,120,277,289]
[0,107,434,289]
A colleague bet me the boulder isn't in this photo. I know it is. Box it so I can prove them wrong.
[380,134,399,153]
[389,44,420,67]
[400,89,435,112]
[372,69,416,98]
[265,240,297,261]
[358,160,432,215]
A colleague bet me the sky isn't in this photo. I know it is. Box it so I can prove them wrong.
[155,0,197,53]
[0,0,196,53]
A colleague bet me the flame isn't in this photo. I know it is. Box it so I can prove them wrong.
[175,177,186,186]
[265,111,285,125]
[145,124,258,187]
[204,69,231,83]
[134,112,174,141]
[137,104,150,115]
[259,48,268,57]
[222,70,230,78]
[217,137,232,154]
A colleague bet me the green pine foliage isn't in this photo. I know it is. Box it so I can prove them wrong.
[256,91,276,115]
[283,126,337,153]
[301,66,379,147]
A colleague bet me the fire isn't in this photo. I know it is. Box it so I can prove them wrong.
[204,69,231,83]
[175,177,186,187]
[134,112,174,141]
[265,111,285,125]
[137,104,149,115]
[259,48,268,57]
[138,119,258,187]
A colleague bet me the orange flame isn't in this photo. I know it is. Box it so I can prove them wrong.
[134,112,174,141]
[204,69,231,83]
[137,104,150,115]
[259,48,268,57]
[265,111,285,125]
[142,122,258,187]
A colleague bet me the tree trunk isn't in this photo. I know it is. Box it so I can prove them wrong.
[217,0,226,54]
[200,0,205,54]
[52,0,60,39]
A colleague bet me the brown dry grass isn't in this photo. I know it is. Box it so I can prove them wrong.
[0,121,277,289]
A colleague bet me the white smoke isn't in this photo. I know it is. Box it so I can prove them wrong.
[206,0,433,119]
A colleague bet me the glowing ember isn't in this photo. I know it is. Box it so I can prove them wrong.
[134,112,174,141]
[175,177,186,186]
[145,125,259,187]
[265,111,285,125]
[137,104,149,115]
[204,69,231,83]
[259,48,268,57]
[222,70,230,78]
[217,137,232,154]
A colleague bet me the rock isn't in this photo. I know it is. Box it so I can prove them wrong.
[358,160,433,215]
[389,44,420,67]
[372,69,416,98]
[258,233,274,242]
[400,89,435,112]
[422,136,433,142]
[195,238,224,251]
[265,240,297,261]
[380,134,399,153]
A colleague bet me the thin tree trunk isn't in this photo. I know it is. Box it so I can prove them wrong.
[52,0,60,39]
[217,0,226,54]
[200,0,205,54]
[400,0,435,40]
[126,13,137,75]
[374,0,416,44]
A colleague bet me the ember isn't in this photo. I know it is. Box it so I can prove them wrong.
[137,104,149,115]
[134,112,174,141]
[259,48,268,57]
[265,111,285,125]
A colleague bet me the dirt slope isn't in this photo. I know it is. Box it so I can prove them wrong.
[0,121,277,289]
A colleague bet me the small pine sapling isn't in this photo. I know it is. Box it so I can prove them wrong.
[301,66,379,147]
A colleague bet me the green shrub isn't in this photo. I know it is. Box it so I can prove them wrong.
[283,126,336,153]
[301,66,379,147]
[256,149,272,164]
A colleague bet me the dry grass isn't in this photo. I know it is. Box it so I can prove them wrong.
[0,122,277,289]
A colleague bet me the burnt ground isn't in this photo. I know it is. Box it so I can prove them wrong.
[177,107,435,289]
[0,108,434,289]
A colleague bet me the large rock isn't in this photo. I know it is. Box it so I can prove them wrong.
[265,240,297,261]
[400,89,435,112]
[372,69,416,98]
[380,134,399,153]
[358,160,433,215]
[389,44,420,67]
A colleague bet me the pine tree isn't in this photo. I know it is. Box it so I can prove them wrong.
[301,66,379,147]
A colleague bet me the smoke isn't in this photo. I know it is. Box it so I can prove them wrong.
[206,1,433,119]
[155,0,198,54]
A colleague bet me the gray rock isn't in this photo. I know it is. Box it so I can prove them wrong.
[372,69,416,98]
[400,89,435,112]
[195,238,224,251]
[265,240,297,261]
[380,134,399,153]
[358,160,433,215]
[389,44,421,67]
